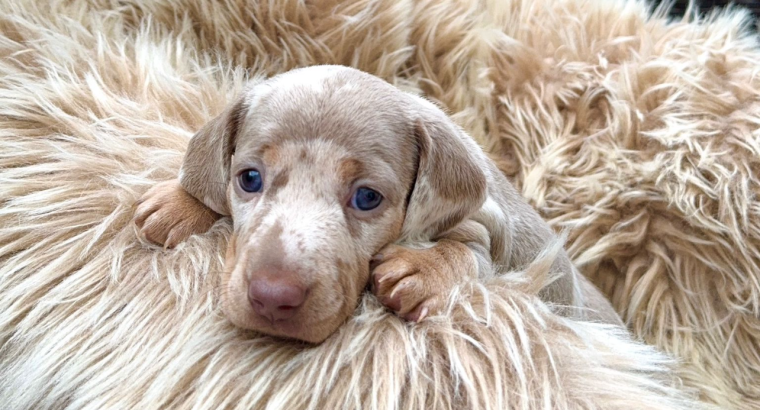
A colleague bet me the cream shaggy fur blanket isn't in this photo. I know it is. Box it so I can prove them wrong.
[1,0,758,409]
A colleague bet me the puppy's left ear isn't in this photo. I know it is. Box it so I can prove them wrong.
[401,100,488,241]
[179,94,248,216]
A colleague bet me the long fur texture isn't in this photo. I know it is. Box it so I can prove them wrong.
[0,0,756,408]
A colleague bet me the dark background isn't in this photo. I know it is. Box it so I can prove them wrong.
[664,0,760,29]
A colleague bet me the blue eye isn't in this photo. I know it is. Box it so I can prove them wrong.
[239,169,263,193]
[351,187,383,211]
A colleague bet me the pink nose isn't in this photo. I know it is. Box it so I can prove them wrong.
[248,275,307,322]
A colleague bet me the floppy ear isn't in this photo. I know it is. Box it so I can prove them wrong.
[401,103,488,241]
[178,95,248,216]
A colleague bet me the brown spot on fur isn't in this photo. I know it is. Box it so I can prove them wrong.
[337,158,363,184]
[270,169,290,191]
[262,144,280,165]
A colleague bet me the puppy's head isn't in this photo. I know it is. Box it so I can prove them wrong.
[184,66,487,343]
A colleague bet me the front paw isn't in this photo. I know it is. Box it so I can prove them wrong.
[370,241,476,322]
[133,179,219,249]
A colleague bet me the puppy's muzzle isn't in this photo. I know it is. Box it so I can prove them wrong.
[247,272,307,322]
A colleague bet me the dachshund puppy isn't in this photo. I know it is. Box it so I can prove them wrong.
[134,65,621,343]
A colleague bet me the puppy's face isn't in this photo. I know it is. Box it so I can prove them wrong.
[220,67,419,343]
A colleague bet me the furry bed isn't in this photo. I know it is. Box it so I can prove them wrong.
[1,0,758,409]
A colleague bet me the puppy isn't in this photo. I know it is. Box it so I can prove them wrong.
[134,65,621,343]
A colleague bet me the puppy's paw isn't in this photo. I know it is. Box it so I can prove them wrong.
[370,240,477,322]
[133,179,219,249]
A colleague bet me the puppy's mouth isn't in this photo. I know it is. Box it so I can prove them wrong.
[249,311,303,335]
[251,309,293,326]
[256,307,297,323]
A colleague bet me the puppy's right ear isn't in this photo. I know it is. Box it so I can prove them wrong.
[178,95,248,216]
[400,97,488,241]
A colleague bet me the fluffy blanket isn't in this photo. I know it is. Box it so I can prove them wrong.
[0,0,757,409]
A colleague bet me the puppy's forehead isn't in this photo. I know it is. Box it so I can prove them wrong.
[254,65,354,97]
[242,66,412,148]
